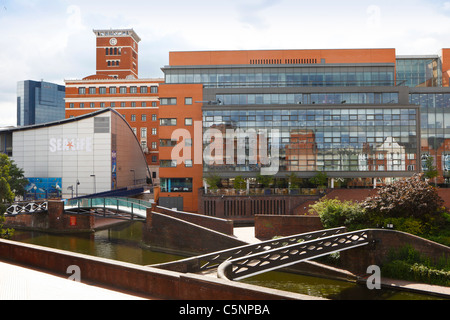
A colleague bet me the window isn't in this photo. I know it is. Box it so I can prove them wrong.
[185,139,193,147]
[80,103,84,108]
[160,139,178,147]
[132,128,137,136]
[152,128,157,135]
[90,102,95,108]
[160,178,193,193]
[152,114,157,121]
[141,128,147,139]
[99,87,106,94]
[160,118,177,126]
[150,86,158,93]
[185,97,193,105]
[185,118,193,126]
[100,102,105,108]
[89,87,96,95]
[152,142,157,149]
[130,86,138,94]
[109,87,117,94]
[141,102,147,107]
[152,156,157,163]
[110,102,115,108]
[78,87,86,95]
[140,86,148,93]
[121,102,126,108]
[120,86,127,94]
[152,102,157,107]
[160,98,177,105]
[131,115,136,122]
[160,160,178,168]
[141,114,147,121]
[131,102,136,108]
[69,103,74,108]
[185,160,193,167]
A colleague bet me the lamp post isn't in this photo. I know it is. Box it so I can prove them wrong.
[76,179,80,198]
[67,186,74,199]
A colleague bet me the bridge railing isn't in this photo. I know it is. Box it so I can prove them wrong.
[217,229,371,281]
[152,227,347,273]
[65,197,150,218]
[6,201,48,215]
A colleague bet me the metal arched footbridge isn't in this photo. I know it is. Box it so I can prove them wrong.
[154,227,372,281]
[64,198,153,222]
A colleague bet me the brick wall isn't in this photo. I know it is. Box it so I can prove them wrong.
[255,215,323,240]
[340,229,450,274]
[143,210,246,256]
[154,206,234,235]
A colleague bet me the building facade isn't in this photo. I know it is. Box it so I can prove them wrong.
[17,80,66,127]
[65,29,163,185]
[0,109,149,199]
[158,48,450,213]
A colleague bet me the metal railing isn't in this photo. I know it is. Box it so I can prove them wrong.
[6,201,48,215]
[65,197,151,220]
[153,227,347,273]
[217,229,371,281]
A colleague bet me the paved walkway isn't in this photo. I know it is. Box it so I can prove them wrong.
[233,226,261,244]
[0,261,147,300]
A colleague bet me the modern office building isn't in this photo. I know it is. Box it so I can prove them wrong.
[158,48,450,213]
[17,80,66,127]
[0,108,149,199]
[65,29,164,185]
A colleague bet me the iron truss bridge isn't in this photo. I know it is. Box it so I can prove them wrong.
[64,198,153,222]
[6,201,48,215]
[153,227,372,281]
[217,229,371,281]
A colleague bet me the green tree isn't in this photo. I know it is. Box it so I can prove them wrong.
[0,154,28,197]
[423,156,438,181]
[309,171,328,188]
[0,154,23,239]
[256,174,273,189]
[233,176,247,191]
[288,172,301,189]
[205,174,221,191]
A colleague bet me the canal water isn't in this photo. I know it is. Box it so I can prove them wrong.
[11,222,447,300]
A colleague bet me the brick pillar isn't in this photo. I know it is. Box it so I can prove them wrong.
[143,208,154,243]
[48,200,65,231]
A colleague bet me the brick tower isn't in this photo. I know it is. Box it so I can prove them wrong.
[93,29,140,79]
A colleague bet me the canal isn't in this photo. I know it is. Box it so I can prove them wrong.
[11,222,447,300]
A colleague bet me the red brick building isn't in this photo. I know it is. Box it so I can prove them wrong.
[65,29,163,185]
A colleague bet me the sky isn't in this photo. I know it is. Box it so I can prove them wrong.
[2,0,450,126]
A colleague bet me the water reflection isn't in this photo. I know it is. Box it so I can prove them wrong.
[242,271,445,300]
[12,222,183,266]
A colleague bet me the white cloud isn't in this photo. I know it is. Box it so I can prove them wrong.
[3,0,450,126]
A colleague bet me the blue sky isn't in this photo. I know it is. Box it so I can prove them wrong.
[2,0,450,126]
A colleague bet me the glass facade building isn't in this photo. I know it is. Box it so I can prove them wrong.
[158,49,450,212]
[17,80,66,127]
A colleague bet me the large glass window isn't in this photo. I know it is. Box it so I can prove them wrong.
[203,107,418,174]
[161,178,193,192]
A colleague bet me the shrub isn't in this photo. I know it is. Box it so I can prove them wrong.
[309,197,367,230]
[362,174,444,222]
[382,246,450,286]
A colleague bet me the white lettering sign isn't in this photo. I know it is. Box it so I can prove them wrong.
[49,137,93,153]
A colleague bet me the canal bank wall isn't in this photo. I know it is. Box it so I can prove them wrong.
[0,239,321,300]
